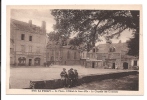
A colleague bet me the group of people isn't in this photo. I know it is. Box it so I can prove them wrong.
[60,68,78,88]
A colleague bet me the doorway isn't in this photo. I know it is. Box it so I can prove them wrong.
[29,59,32,66]
[123,62,128,69]
[112,63,115,69]
[51,56,54,61]
[34,58,40,66]
[64,61,66,65]
[134,60,137,66]
[92,62,95,68]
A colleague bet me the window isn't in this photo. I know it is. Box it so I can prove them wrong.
[113,47,116,52]
[38,48,40,53]
[18,57,26,65]
[21,34,25,40]
[103,62,105,66]
[36,47,40,53]
[87,54,90,58]
[29,46,32,52]
[82,53,84,58]
[21,45,25,52]
[36,36,40,42]
[34,58,41,66]
[55,51,59,57]
[74,52,76,59]
[134,60,137,66]
[109,47,116,52]
[93,48,95,52]
[48,53,50,58]
[91,54,93,58]
[29,36,32,41]
[67,51,70,59]
[52,50,54,55]
[96,48,99,52]
[108,54,112,59]
[109,48,112,52]
[97,56,99,60]
[10,48,14,54]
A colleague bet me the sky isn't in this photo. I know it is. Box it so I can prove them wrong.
[11,9,134,45]
[11,9,56,32]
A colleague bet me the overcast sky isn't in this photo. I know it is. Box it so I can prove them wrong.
[11,9,56,32]
[11,9,133,45]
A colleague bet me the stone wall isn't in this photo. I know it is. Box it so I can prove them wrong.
[28,71,138,89]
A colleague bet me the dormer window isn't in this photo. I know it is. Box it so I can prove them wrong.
[93,49,95,52]
[113,47,116,52]
[92,47,96,52]
[109,48,112,52]
[109,47,116,52]
[96,48,99,52]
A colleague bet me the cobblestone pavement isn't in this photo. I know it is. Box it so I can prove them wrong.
[10,65,136,89]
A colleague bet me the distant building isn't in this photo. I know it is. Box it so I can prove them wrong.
[80,50,87,66]
[10,19,47,66]
[46,38,81,65]
[79,43,88,66]
[86,40,139,69]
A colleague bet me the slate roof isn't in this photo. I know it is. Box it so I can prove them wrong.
[89,42,129,53]
[10,19,45,34]
[122,55,138,59]
[62,45,80,50]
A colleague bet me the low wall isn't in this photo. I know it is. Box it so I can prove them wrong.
[28,71,138,89]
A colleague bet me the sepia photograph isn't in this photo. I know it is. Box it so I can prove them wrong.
[6,5,143,95]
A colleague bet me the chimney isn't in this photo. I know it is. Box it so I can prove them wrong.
[28,20,32,26]
[41,21,46,32]
[106,39,112,44]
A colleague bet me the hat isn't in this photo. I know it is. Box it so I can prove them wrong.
[70,68,73,70]
[63,68,66,70]
[74,69,77,71]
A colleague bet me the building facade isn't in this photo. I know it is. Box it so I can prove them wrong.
[86,40,139,69]
[46,39,81,65]
[80,49,88,66]
[10,19,47,66]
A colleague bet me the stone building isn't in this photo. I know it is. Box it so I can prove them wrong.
[46,39,81,65]
[86,40,139,69]
[10,19,47,66]
[79,44,88,66]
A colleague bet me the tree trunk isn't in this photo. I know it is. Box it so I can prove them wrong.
[92,20,101,48]
[92,36,95,47]
[92,26,97,47]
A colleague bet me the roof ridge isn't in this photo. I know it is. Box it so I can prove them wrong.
[11,18,42,28]
[11,18,29,25]
[97,42,127,46]
[11,18,44,34]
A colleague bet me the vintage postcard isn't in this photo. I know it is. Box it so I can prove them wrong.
[6,5,143,95]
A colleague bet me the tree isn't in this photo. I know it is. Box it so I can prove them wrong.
[126,11,139,56]
[127,33,139,56]
[50,10,139,52]
[47,31,67,46]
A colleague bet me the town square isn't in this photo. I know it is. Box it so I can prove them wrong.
[9,7,140,91]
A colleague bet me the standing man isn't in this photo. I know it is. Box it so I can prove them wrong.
[60,68,68,87]
[73,69,78,86]
[68,68,75,88]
